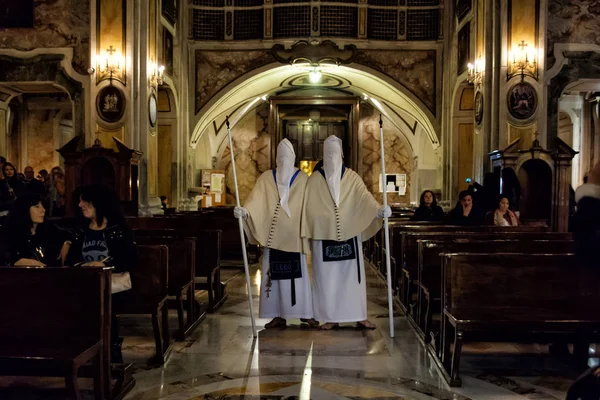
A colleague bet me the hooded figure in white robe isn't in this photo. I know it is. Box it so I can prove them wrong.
[301,135,391,329]
[234,139,316,328]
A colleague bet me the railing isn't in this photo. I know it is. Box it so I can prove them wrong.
[190,0,443,41]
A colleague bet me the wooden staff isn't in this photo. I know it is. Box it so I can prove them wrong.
[379,115,395,338]
[226,116,257,337]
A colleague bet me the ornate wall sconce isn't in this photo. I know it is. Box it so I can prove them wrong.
[467,57,484,87]
[148,62,165,88]
[96,45,124,84]
[508,40,538,81]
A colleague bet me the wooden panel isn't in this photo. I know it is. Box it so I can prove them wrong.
[457,123,474,191]
[301,123,314,160]
[158,125,172,199]
[459,87,474,111]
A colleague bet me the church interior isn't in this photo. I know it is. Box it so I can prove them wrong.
[2,0,600,399]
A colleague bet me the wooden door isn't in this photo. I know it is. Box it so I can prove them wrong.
[457,123,474,191]
[285,121,346,162]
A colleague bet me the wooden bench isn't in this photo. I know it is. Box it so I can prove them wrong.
[116,244,172,364]
[438,253,600,387]
[134,235,204,340]
[417,239,576,348]
[395,227,566,311]
[131,226,224,312]
[0,266,111,400]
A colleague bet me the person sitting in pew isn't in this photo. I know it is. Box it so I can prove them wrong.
[446,190,484,225]
[485,196,520,226]
[411,190,444,222]
[574,161,600,268]
[66,184,136,363]
[0,193,71,267]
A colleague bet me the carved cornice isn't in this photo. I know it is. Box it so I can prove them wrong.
[269,40,358,65]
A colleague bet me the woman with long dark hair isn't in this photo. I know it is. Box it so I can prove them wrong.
[0,162,25,218]
[66,184,136,363]
[0,193,70,267]
[411,190,444,222]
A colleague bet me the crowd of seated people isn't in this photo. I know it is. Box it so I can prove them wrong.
[0,183,136,363]
[0,156,66,221]
[411,168,521,226]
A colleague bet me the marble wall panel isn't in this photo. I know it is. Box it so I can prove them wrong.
[217,103,271,204]
[0,0,91,75]
[26,110,57,173]
[360,105,412,205]
[195,50,273,113]
[547,0,600,68]
[354,50,436,114]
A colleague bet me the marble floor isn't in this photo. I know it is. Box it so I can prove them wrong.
[0,262,589,399]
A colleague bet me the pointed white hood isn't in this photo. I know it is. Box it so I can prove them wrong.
[276,139,298,217]
[323,135,343,206]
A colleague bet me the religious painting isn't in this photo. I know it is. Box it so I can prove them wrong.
[163,29,174,76]
[96,85,126,123]
[148,94,157,128]
[508,82,537,120]
[0,0,34,28]
[474,91,483,125]
[457,24,470,76]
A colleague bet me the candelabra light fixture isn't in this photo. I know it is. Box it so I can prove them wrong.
[508,40,538,81]
[96,45,124,84]
[467,57,484,87]
[149,62,165,88]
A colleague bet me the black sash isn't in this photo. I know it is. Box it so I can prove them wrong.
[321,237,361,283]
[269,249,302,306]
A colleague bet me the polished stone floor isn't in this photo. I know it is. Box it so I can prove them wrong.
[0,261,588,399]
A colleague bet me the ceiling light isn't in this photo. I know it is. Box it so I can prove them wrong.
[309,68,322,83]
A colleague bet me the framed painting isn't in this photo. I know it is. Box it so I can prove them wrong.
[0,0,34,28]
[508,82,537,120]
[96,85,126,123]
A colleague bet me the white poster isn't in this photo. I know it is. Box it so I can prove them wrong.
[379,173,407,195]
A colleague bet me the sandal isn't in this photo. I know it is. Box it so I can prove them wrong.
[356,320,376,330]
[319,322,340,330]
[265,317,287,329]
[300,318,320,328]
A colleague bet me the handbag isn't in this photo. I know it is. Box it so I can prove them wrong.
[111,272,132,294]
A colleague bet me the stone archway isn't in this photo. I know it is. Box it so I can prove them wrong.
[0,54,86,140]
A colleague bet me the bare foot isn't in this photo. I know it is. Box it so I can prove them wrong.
[265,317,287,329]
[319,322,339,330]
[356,320,376,330]
[300,318,319,328]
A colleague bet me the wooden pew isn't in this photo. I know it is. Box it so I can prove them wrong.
[0,266,111,400]
[116,244,172,364]
[131,226,224,312]
[394,227,567,311]
[417,239,576,348]
[438,253,600,387]
[134,235,204,340]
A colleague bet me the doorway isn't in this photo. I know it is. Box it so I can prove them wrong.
[270,97,360,170]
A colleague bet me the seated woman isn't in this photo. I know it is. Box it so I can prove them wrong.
[66,184,136,364]
[486,196,520,226]
[446,190,484,225]
[411,190,444,222]
[0,193,71,267]
[0,162,25,219]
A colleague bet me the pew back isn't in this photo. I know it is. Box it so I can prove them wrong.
[442,253,600,321]
[0,266,111,348]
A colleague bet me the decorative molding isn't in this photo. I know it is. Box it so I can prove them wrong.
[269,40,358,65]
[546,43,600,83]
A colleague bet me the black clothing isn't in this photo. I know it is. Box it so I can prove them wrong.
[0,222,69,266]
[572,196,600,268]
[446,206,484,226]
[0,178,24,212]
[411,205,445,222]
[66,223,136,273]
[81,228,110,263]
[23,179,46,197]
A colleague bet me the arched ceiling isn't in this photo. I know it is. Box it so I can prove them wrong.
[190,63,439,150]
